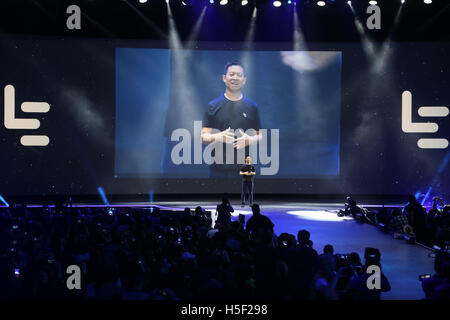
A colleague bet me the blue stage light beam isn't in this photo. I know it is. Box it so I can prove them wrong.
[149,190,154,203]
[420,152,450,206]
[414,191,422,199]
[421,186,433,206]
[97,187,110,206]
[0,194,9,207]
[149,190,154,213]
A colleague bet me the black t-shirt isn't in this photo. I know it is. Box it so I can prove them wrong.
[203,95,261,171]
[203,95,261,131]
[240,164,255,182]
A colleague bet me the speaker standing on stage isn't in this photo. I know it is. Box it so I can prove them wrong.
[240,156,255,207]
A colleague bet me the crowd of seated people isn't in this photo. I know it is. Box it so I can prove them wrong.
[376,196,450,248]
[0,197,398,300]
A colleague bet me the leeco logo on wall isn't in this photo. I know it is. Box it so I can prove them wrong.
[3,85,50,146]
[402,90,449,149]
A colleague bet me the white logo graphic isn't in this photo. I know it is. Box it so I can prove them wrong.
[401,90,449,149]
[366,265,381,290]
[366,5,381,30]
[170,121,280,176]
[66,5,81,30]
[66,265,82,290]
[4,85,50,146]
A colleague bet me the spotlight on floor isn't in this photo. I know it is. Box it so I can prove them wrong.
[241,0,248,5]
[317,1,326,6]
[369,0,377,5]
[220,0,228,5]
[424,0,432,4]
[287,210,354,222]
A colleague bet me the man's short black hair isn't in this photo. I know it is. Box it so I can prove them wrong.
[297,229,310,244]
[251,203,260,215]
[224,61,245,75]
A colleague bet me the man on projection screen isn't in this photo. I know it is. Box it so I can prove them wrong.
[201,61,262,178]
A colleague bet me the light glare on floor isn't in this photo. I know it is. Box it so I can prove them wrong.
[286,210,353,222]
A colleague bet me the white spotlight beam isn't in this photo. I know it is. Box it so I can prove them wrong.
[123,0,167,39]
[243,7,257,51]
[166,0,202,138]
[348,4,376,59]
[166,2,180,45]
[241,7,258,83]
[293,8,307,51]
[186,6,207,49]
[371,4,404,73]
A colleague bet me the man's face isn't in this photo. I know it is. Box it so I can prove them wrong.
[223,65,246,92]
[246,156,251,165]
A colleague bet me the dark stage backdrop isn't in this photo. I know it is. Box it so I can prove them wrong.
[0,35,448,201]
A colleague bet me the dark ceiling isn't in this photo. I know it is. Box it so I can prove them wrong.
[0,0,449,42]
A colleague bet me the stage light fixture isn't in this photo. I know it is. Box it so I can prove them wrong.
[273,1,282,7]
[241,0,248,5]
[424,0,432,3]
[369,0,377,4]
[347,1,351,5]
[220,0,228,5]
[139,0,148,3]
[317,1,326,6]
[210,0,214,3]
[288,0,292,3]
[401,0,405,3]
[182,1,187,5]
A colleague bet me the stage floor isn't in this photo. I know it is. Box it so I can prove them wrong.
[156,200,432,300]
